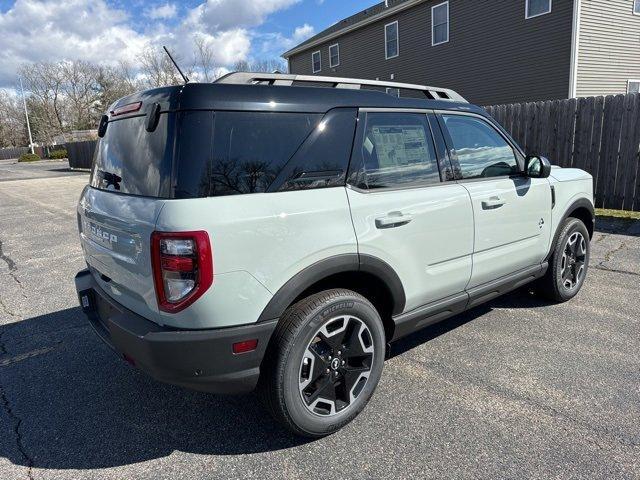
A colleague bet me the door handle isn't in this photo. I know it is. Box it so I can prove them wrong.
[375,212,413,229]
[481,197,506,210]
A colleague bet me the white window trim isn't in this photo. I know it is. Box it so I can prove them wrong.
[627,79,640,94]
[526,0,552,19]
[385,21,399,60]
[329,44,340,67]
[312,50,321,73]
[634,0,640,15]
[385,87,400,97]
[431,1,449,46]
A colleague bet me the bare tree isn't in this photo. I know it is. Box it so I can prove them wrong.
[139,47,184,88]
[95,62,140,112]
[193,35,221,82]
[60,60,101,130]
[0,90,27,147]
[19,62,66,141]
[233,58,287,73]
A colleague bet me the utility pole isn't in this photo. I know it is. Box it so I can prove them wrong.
[19,77,34,154]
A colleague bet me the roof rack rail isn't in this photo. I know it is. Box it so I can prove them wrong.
[215,72,468,103]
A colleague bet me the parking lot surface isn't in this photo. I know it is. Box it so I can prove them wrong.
[0,161,639,479]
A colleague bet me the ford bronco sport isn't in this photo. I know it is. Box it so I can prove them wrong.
[75,72,594,437]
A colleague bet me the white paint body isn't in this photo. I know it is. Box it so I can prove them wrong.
[78,164,593,330]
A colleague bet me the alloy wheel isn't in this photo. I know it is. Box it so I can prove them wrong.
[561,231,587,290]
[298,315,375,416]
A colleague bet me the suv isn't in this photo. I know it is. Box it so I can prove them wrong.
[75,73,594,437]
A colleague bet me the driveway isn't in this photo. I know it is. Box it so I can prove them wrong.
[0,162,638,479]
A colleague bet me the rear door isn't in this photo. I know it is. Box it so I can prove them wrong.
[346,110,474,314]
[79,108,178,324]
[437,112,551,288]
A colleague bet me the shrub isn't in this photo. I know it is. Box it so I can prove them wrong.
[49,149,68,159]
[18,153,41,162]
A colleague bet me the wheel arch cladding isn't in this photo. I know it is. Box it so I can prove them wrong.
[547,198,595,261]
[257,254,406,338]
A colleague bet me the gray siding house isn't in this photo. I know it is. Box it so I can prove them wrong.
[283,0,640,106]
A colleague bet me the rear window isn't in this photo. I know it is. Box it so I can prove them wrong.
[91,113,175,197]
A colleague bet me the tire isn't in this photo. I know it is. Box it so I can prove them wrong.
[258,289,386,438]
[539,217,590,302]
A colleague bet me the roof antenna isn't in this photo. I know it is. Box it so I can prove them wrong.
[162,46,189,84]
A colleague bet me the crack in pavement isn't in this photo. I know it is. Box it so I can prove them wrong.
[593,238,638,277]
[0,345,59,367]
[0,334,34,480]
[602,240,628,264]
[0,239,17,272]
[0,239,27,302]
[592,266,640,277]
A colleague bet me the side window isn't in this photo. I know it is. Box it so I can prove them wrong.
[385,21,399,59]
[349,112,440,190]
[329,44,340,67]
[271,109,357,192]
[312,51,321,73]
[526,0,551,18]
[432,2,449,46]
[209,112,321,196]
[442,114,519,179]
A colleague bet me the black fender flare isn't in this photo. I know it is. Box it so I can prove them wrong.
[257,254,406,322]
[545,197,595,261]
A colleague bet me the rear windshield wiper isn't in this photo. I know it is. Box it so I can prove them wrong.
[96,170,122,191]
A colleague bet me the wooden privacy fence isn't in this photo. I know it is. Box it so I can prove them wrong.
[0,146,30,160]
[66,140,97,170]
[486,93,640,211]
[0,145,68,161]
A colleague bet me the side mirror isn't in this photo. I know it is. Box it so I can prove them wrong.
[525,155,551,179]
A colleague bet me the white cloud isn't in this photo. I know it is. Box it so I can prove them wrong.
[185,0,301,32]
[292,24,315,43]
[0,0,147,85]
[259,23,315,56]
[0,0,304,87]
[145,3,177,20]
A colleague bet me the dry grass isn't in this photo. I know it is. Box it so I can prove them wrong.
[595,208,640,220]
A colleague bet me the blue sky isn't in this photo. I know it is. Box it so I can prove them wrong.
[0,0,375,87]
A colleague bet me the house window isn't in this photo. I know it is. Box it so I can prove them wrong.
[432,2,449,46]
[386,87,400,98]
[634,0,640,15]
[385,21,399,59]
[526,0,552,19]
[329,44,340,67]
[628,80,640,94]
[312,51,321,73]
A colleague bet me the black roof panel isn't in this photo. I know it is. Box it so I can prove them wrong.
[112,82,486,116]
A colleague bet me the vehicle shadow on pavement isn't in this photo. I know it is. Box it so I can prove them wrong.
[390,288,553,359]
[595,216,640,237]
[0,307,309,471]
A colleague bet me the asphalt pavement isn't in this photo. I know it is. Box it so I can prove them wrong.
[0,160,638,479]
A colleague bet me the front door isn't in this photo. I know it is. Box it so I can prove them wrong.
[346,110,474,313]
[438,112,551,289]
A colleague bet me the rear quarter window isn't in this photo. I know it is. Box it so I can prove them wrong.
[208,112,321,196]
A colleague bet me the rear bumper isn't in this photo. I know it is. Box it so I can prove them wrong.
[74,269,277,394]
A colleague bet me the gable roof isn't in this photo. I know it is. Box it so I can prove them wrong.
[283,0,424,59]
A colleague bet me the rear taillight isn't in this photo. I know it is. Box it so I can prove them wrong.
[151,231,213,313]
